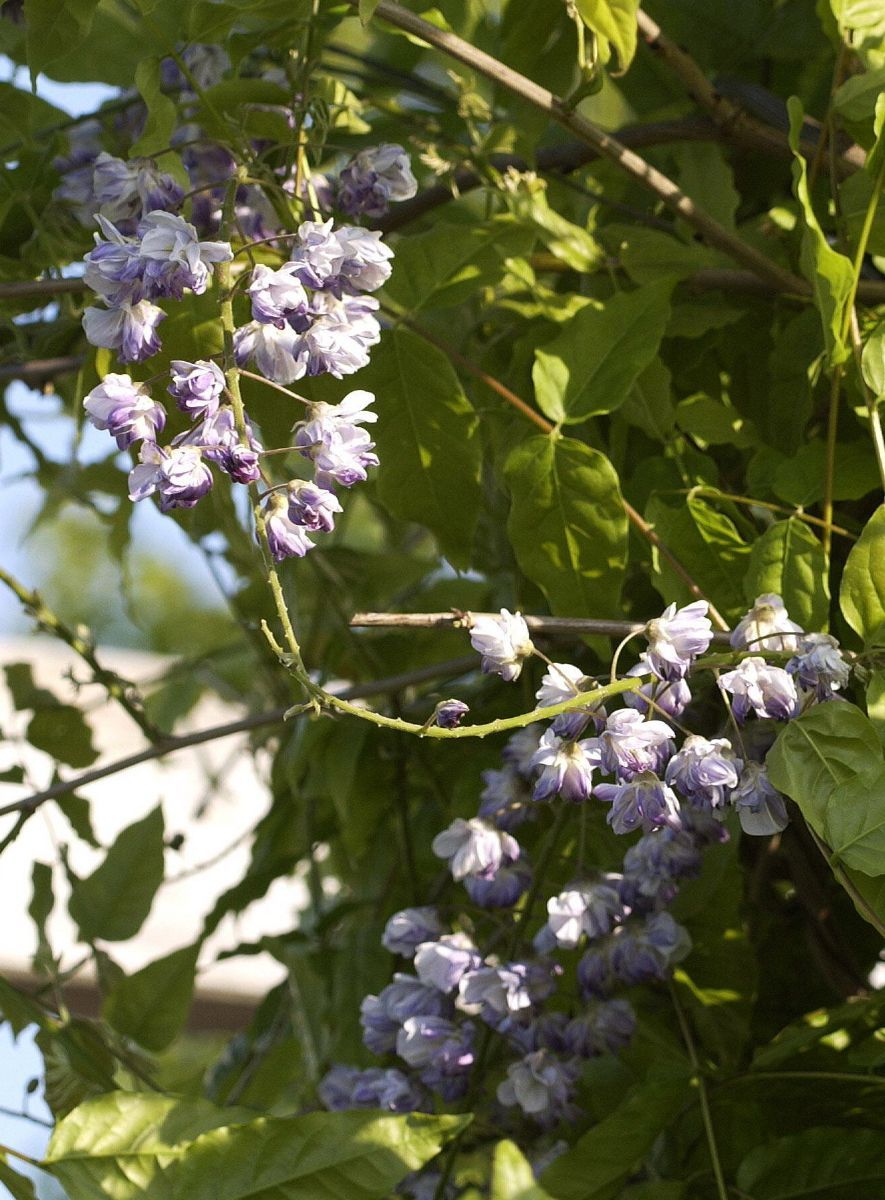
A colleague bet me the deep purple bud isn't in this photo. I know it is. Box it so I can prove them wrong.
[434,699,469,729]
[382,907,444,957]
[564,999,636,1057]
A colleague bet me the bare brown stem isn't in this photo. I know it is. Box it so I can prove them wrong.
[351,609,733,641]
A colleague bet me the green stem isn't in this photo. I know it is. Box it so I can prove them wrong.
[669,983,729,1200]
[0,1142,40,1168]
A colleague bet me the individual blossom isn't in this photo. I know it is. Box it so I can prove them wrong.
[731,762,789,836]
[731,593,803,653]
[318,1065,425,1113]
[182,408,262,485]
[787,633,851,700]
[619,828,701,910]
[478,764,535,831]
[382,907,445,957]
[83,299,166,363]
[718,657,798,722]
[469,609,534,682]
[83,216,145,305]
[414,934,481,994]
[595,771,683,836]
[431,817,519,881]
[396,1015,475,1075]
[535,662,586,707]
[624,670,692,719]
[599,708,675,780]
[464,859,532,909]
[609,912,692,986]
[337,143,418,218]
[312,426,380,489]
[329,225,395,294]
[286,480,343,533]
[665,735,741,811]
[285,219,343,289]
[544,880,625,949]
[83,373,165,449]
[168,358,226,419]
[247,262,310,327]
[127,442,213,511]
[297,292,381,377]
[434,699,469,729]
[530,729,601,803]
[262,493,315,561]
[644,600,713,681]
[136,210,232,298]
[234,320,305,384]
[564,999,636,1058]
[92,153,182,225]
[496,1050,580,1125]
[360,976,449,1054]
[459,963,535,1019]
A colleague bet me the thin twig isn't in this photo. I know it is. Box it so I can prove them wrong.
[0,356,84,382]
[669,982,729,1200]
[0,655,478,819]
[350,610,733,642]
[365,0,807,294]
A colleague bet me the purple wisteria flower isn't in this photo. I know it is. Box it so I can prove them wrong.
[529,729,601,802]
[382,907,444,957]
[128,442,213,511]
[469,609,534,682]
[337,143,418,218]
[414,934,481,994]
[599,709,675,780]
[234,321,305,383]
[665,735,741,810]
[576,945,617,998]
[535,662,586,707]
[624,671,692,719]
[731,594,803,653]
[136,210,233,298]
[608,912,692,985]
[298,292,382,377]
[182,408,263,485]
[463,859,532,908]
[360,975,449,1053]
[431,817,519,881]
[247,262,310,327]
[83,373,165,449]
[718,657,798,722]
[83,300,166,363]
[319,1065,425,1113]
[619,828,701,910]
[544,880,624,949]
[459,963,536,1019]
[396,1015,475,1075]
[644,600,713,681]
[732,762,789,835]
[287,218,394,294]
[564,999,636,1057]
[168,359,226,418]
[286,480,342,532]
[479,765,535,831]
[787,633,851,699]
[434,699,469,729]
[93,152,183,225]
[595,771,683,835]
[496,1050,580,1125]
[262,493,315,561]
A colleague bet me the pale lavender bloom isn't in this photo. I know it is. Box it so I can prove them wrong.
[414,934,481,994]
[128,442,212,511]
[644,600,713,681]
[501,726,543,776]
[719,657,798,722]
[731,594,803,653]
[459,964,534,1018]
[478,764,534,830]
[83,300,165,363]
[620,828,701,909]
[319,1065,424,1113]
[83,373,165,449]
[337,143,418,217]
[469,609,534,682]
[161,43,230,90]
[330,225,394,294]
[595,771,683,835]
[247,262,310,327]
[136,210,232,298]
[382,907,444,957]
[431,817,519,881]
[564,999,636,1057]
[298,292,381,377]
[535,662,585,707]
[234,320,306,383]
[286,480,342,533]
[286,219,345,289]
[312,426,379,489]
[496,1050,580,1125]
[83,216,143,304]
[435,699,469,729]
[609,912,692,985]
[624,668,692,719]
[732,762,789,835]
[263,494,315,561]
[127,441,165,502]
[599,708,675,780]
[93,153,182,224]
[530,729,601,802]
[168,358,225,418]
[396,1015,475,1074]
[665,735,741,810]
[181,408,262,485]
[464,859,532,908]
[787,633,851,699]
[53,119,103,223]
[544,879,625,949]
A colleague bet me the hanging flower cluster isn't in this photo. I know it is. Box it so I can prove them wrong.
[317,593,851,1170]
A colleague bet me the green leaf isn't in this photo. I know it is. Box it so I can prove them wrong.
[68,806,165,942]
[574,0,640,70]
[744,518,829,631]
[0,84,68,158]
[833,65,885,124]
[0,1156,36,1200]
[767,704,885,874]
[44,1091,468,1200]
[491,1141,555,1200]
[645,494,750,620]
[620,358,676,441]
[676,394,757,447]
[129,57,178,158]
[56,792,100,848]
[505,435,627,618]
[787,96,853,365]
[29,860,54,973]
[27,705,98,768]
[23,0,100,79]
[104,944,199,1052]
[385,218,533,312]
[737,1126,885,1198]
[841,505,885,645]
[356,327,481,567]
[359,0,382,22]
[5,663,56,711]
[0,975,45,1036]
[532,282,673,423]
[861,322,885,398]
[540,1070,692,1199]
